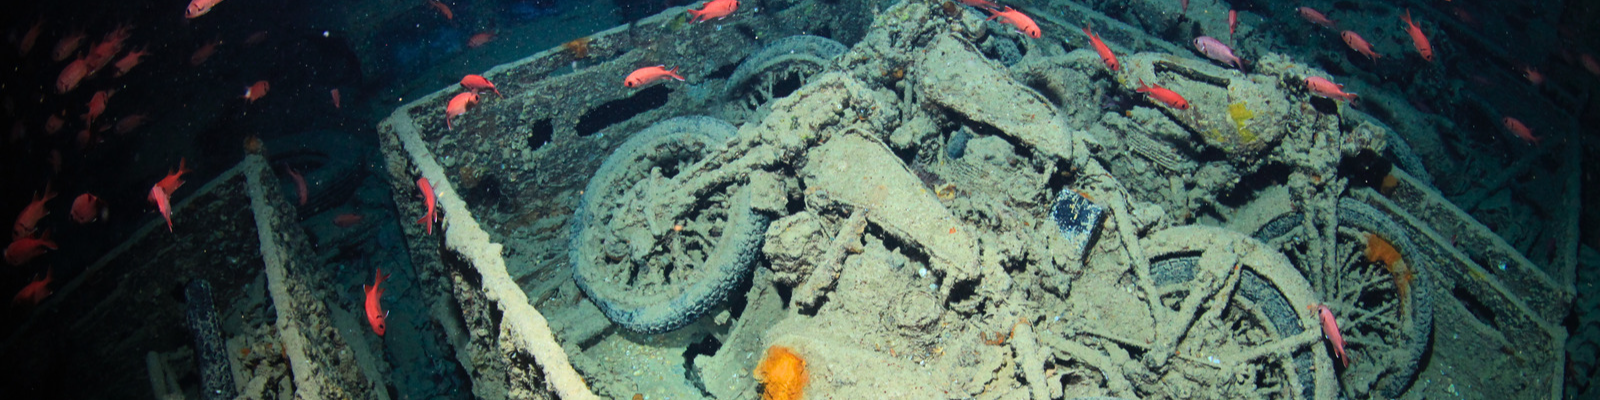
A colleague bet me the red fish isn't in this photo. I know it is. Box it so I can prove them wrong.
[1193,36,1243,68]
[428,0,454,20]
[1520,65,1543,85]
[688,0,738,23]
[1502,117,1540,145]
[11,269,52,307]
[1296,7,1336,29]
[417,177,436,234]
[114,46,149,77]
[18,19,43,57]
[244,30,269,46]
[1341,31,1380,61]
[5,233,56,266]
[1136,79,1190,110]
[467,32,496,48]
[445,92,478,130]
[460,74,503,98]
[149,184,175,231]
[52,31,85,62]
[1450,7,1477,27]
[243,80,270,103]
[85,90,113,124]
[45,113,64,135]
[1316,305,1349,368]
[148,158,191,229]
[56,57,90,94]
[623,65,685,88]
[13,185,57,240]
[1582,53,1600,77]
[187,0,225,18]
[1400,10,1434,62]
[1304,76,1357,102]
[365,269,392,335]
[286,167,307,206]
[1228,10,1238,36]
[71,193,107,224]
[986,6,1041,39]
[331,89,341,109]
[190,39,221,66]
[1082,25,1119,71]
[85,25,133,73]
[76,126,94,150]
[114,114,148,135]
[156,158,191,196]
[334,213,364,227]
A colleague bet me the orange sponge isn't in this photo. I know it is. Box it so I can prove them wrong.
[1365,232,1415,299]
[1363,232,1402,266]
[754,345,808,400]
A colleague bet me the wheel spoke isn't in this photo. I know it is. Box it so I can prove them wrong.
[1346,301,1398,328]
[1221,329,1321,365]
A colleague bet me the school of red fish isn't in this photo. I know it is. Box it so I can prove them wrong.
[2,0,1582,339]
[2,0,414,314]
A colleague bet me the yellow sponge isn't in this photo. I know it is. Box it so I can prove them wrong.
[1228,102,1257,143]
